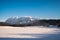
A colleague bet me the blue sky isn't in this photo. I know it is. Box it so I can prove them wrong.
[0,0,60,21]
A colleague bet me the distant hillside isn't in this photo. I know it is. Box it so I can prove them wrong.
[0,19,60,27]
[0,17,60,27]
[0,22,10,26]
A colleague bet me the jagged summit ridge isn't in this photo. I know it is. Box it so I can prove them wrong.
[5,16,38,24]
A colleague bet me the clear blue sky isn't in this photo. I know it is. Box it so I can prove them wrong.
[0,0,60,21]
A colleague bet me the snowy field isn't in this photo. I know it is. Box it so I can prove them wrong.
[0,26,60,40]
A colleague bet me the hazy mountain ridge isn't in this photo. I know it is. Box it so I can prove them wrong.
[0,16,60,27]
[6,16,38,25]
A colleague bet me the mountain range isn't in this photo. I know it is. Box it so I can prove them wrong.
[6,16,39,25]
[0,16,60,27]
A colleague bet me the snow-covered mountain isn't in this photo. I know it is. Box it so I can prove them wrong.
[5,16,39,24]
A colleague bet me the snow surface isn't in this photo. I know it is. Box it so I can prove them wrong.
[0,26,60,40]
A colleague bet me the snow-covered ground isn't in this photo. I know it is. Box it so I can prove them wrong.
[0,26,60,40]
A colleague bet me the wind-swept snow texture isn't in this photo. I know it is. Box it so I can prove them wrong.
[0,26,60,40]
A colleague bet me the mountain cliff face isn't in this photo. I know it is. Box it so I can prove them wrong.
[5,16,38,25]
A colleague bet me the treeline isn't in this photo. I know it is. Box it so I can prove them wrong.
[0,22,10,26]
[0,19,60,27]
[39,19,60,26]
